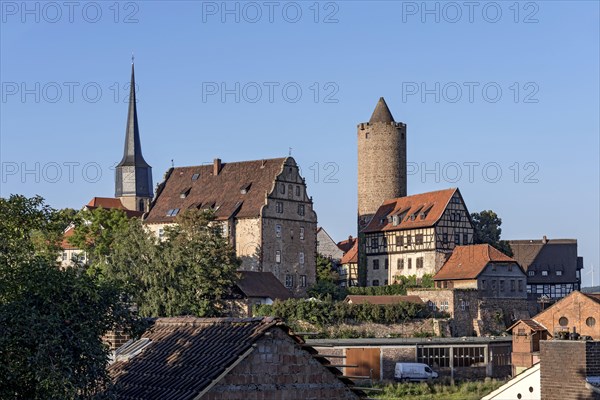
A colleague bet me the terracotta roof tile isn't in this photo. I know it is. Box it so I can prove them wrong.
[434,244,518,281]
[364,188,458,232]
[86,197,126,209]
[340,240,358,264]
[337,236,356,253]
[108,317,363,399]
[344,295,424,305]
[145,158,288,224]
[236,271,292,300]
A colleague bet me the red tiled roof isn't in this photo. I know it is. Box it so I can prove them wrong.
[236,271,292,300]
[108,317,363,399]
[344,295,424,306]
[340,240,358,264]
[507,319,548,333]
[337,236,356,253]
[145,158,288,224]
[86,197,126,209]
[434,244,519,281]
[364,188,459,233]
[61,226,77,250]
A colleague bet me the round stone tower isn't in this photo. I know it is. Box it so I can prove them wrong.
[357,97,406,231]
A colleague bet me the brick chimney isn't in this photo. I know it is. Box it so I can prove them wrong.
[213,158,222,176]
[542,235,548,244]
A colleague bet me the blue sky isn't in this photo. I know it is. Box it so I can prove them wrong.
[1,1,598,285]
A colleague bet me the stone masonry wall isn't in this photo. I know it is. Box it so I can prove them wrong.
[204,328,359,400]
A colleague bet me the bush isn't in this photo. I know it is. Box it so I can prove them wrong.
[253,298,425,330]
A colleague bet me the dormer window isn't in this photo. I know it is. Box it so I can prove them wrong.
[392,215,399,226]
[180,188,191,198]
[240,183,252,194]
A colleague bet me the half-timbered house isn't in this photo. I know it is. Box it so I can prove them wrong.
[362,188,474,286]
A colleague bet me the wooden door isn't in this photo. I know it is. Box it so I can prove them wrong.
[346,348,381,381]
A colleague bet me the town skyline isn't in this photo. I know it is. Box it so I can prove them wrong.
[1,1,598,285]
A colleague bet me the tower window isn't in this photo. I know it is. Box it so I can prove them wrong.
[299,227,305,240]
[296,186,300,196]
[275,250,281,263]
[138,199,145,211]
[298,204,305,216]
[365,132,370,139]
[276,202,283,213]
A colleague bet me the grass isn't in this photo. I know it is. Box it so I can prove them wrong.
[371,378,505,400]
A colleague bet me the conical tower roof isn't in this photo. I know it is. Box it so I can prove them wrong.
[117,62,150,167]
[369,97,395,124]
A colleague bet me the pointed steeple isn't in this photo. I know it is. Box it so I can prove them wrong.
[369,97,395,124]
[115,60,153,208]
[117,61,149,167]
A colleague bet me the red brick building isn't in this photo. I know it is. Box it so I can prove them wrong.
[108,317,363,399]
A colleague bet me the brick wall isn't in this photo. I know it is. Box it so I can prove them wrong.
[540,340,600,400]
[103,329,131,351]
[204,328,360,400]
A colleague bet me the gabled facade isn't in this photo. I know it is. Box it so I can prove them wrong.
[144,157,317,296]
[317,227,344,261]
[509,237,583,300]
[339,240,358,287]
[109,317,363,400]
[362,188,474,286]
[434,244,527,299]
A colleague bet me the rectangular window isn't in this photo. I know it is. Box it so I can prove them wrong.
[443,233,448,244]
[371,237,379,250]
[508,264,513,272]
[62,251,67,261]
[556,270,563,276]
[300,275,307,287]
[285,274,293,288]
[416,257,424,269]
[397,259,404,269]
[275,250,281,263]
[500,280,505,292]
[407,235,412,246]
[518,280,523,291]
[158,228,164,239]
[463,233,469,244]
[275,224,282,238]
[191,173,200,181]
[416,234,423,245]
[384,279,388,285]
[276,201,283,213]
[373,259,379,270]
[492,280,497,290]
[382,236,388,248]
[280,184,285,194]
[299,252,305,264]
[542,271,548,276]
[528,270,535,276]
[397,235,404,248]
[454,234,460,245]
[408,258,412,269]
[481,280,486,290]
[298,204,305,216]
[299,227,305,240]
[384,259,389,269]
[511,280,516,291]
[296,186,300,196]
[372,279,380,287]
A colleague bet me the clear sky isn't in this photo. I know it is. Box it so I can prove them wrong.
[1,1,598,285]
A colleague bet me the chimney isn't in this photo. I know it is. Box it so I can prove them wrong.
[349,235,353,241]
[213,158,222,176]
[542,235,548,244]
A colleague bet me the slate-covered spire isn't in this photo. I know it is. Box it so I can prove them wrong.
[369,97,395,124]
[115,60,153,205]
[117,62,149,167]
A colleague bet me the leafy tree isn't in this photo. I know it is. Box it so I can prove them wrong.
[308,254,347,300]
[470,210,513,256]
[102,209,240,317]
[68,207,130,268]
[0,195,139,400]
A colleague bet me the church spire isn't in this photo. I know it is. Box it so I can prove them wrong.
[369,97,395,124]
[117,61,149,168]
[115,61,153,210]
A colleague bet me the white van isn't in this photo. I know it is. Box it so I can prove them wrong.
[394,362,438,382]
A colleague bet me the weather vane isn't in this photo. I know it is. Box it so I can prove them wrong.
[289,147,293,156]
[131,53,135,64]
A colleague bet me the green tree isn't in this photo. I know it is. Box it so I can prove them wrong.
[68,207,130,269]
[471,210,513,256]
[0,195,139,400]
[308,254,347,300]
[103,209,240,317]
